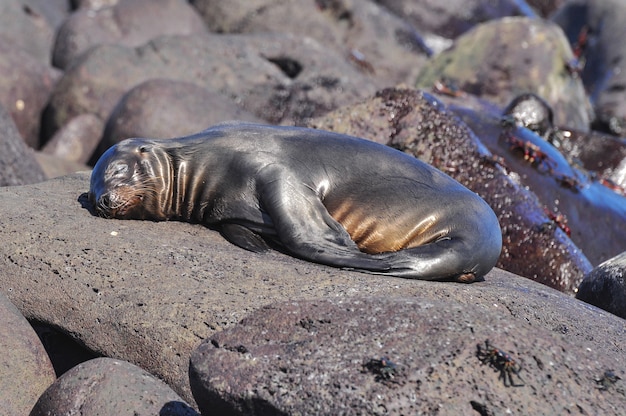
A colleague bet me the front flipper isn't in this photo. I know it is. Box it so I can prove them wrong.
[257,172,392,273]
[220,223,271,253]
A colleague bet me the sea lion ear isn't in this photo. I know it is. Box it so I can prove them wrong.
[138,145,150,153]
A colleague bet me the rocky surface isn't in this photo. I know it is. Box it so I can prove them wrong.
[416,17,592,130]
[0,0,56,66]
[22,0,70,30]
[0,39,60,148]
[452,106,626,265]
[30,357,199,416]
[553,128,626,188]
[553,0,626,135]
[528,0,566,17]
[1,0,626,414]
[52,0,208,69]
[43,31,377,149]
[0,292,56,416]
[190,0,429,87]
[1,172,625,414]
[310,88,592,291]
[0,104,46,186]
[374,0,536,39]
[42,113,104,164]
[99,78,261,157]
[190,296,625,415]
[34,152,90,180]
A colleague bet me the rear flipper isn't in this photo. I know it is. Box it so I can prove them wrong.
[365,237,494,281]
[257,172,497,280]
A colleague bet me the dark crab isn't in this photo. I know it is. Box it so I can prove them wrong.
[543,208,572,237]
[505,135,556,173]
[363,356,399,382]
[595,370,621,391]
[477,339,525,387]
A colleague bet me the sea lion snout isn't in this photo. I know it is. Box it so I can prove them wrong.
[94,193,111,217]
[91,187,145,219]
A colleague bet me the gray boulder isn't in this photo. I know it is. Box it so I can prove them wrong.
[0,0,55,65]
[0,291,56,415]
[53,0,208,69]
[190,0,429,87]
[375,0,536,39]
[577,251,626,319]
[22,0,71,30]
[30,357,199,416]
[99,78,261,156]
[43,32,376,141]
[416,17,592,130]
[34,152,90,180]
[0,103,46,186]
[553,0,626,135]
[0,40,61,148]
[42,113,104,164]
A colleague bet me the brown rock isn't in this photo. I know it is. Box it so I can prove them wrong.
[30,357,199,416]
[99,78,261,157]
[190,0,429,87]
[42,113,104,164]
[415,17,592,130]
[0,171,599,404]
[374,0,536,39]
[43,32,376,140]
[190,296,626,415]
[0,0,55,65]
[0,103,46,186]
[0,291,56,415]
[553,0,626,135]
[34,152,89,179]
[0,40,61,148]
[453,103,626,265]
[53,0,208,69]
[310,87,592,292]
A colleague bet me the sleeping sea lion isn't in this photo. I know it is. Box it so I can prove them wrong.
[88,122,502,281]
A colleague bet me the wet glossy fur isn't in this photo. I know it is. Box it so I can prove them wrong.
[89,122,502,281]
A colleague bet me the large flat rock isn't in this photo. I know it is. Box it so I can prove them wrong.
[190,296,625,415]
[1,172,624,407]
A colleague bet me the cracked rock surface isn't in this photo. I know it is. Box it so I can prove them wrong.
[1,172,624,411]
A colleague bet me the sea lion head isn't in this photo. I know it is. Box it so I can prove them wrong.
[89,138,172,220]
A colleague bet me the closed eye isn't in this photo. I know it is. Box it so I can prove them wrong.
[114,164,128,175]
